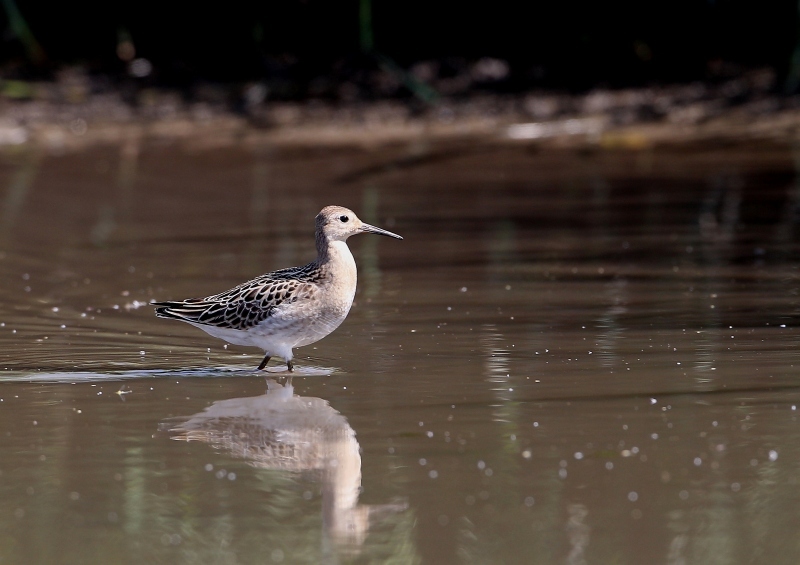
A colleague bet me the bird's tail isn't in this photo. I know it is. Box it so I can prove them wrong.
[152,300,209,322]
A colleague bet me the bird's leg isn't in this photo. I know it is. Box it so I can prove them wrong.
[257,354,271,371]
[287,360,294,372]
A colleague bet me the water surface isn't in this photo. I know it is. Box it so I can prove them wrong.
[1,139,799,563]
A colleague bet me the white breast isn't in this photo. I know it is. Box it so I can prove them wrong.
[249,240,359,352]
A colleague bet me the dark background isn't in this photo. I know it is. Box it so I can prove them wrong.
[1,1,798,96]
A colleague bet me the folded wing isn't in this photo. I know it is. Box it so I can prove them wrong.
[154,270,317,330]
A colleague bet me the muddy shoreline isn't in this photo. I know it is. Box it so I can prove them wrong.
[1,68,799,151]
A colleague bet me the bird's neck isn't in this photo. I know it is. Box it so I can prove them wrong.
[315,228,330,261]
[315,234,356,278]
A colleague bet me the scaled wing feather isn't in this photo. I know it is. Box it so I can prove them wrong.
[153,263,321,330]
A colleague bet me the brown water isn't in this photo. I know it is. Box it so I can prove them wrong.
[1,138,800,564]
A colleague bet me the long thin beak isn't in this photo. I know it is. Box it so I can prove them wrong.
[360,223,403,240]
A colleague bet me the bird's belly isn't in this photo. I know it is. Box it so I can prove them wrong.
[255,291,352,348]
[189,322,253,347]
[256,307,349,347]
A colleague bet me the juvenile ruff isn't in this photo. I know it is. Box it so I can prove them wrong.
[153,206,402,371]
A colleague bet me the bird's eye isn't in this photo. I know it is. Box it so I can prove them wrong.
[339,215,349,223]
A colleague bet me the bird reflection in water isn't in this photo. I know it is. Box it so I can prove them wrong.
[169,379,406,551]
